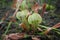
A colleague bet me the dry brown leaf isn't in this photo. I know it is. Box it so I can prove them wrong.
[8,33,19,40]
[32,37,40,40]
[3,33,25,40]
[3,35,10,40]
[19,23,28,30]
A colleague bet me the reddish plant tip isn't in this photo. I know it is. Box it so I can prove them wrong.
[19,23,28,30]
[12,0,17,9]
[41,3,46,17]
[32,2,40,13]
[12,0,23,9]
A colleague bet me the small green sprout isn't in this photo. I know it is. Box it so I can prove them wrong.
[16,10,29,20]
[28,13,42,24]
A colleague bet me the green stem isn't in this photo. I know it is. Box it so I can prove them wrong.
[38,25,60,35]
[55,31,60,35]
[39,25,60,32]
[4,22,12,35]
[38,25,49,29]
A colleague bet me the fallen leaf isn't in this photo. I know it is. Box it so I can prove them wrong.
[32,36,40,40]
[8,33,19,40]
[3,33,25,40]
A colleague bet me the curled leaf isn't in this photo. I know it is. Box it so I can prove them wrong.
[16,10,29,20]
[28,13,42,24]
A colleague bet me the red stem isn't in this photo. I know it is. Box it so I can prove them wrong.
[41,3,46,17]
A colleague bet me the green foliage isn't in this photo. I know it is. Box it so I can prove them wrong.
[46,4,55,10]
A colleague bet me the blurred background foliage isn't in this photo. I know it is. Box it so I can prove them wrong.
[0,0,13,9]
[0,0,60,18]
[0,0,57,8]
[0,0,59,25]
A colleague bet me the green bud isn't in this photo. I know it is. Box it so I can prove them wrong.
[16,10,29,20]
[28,13,42,24]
